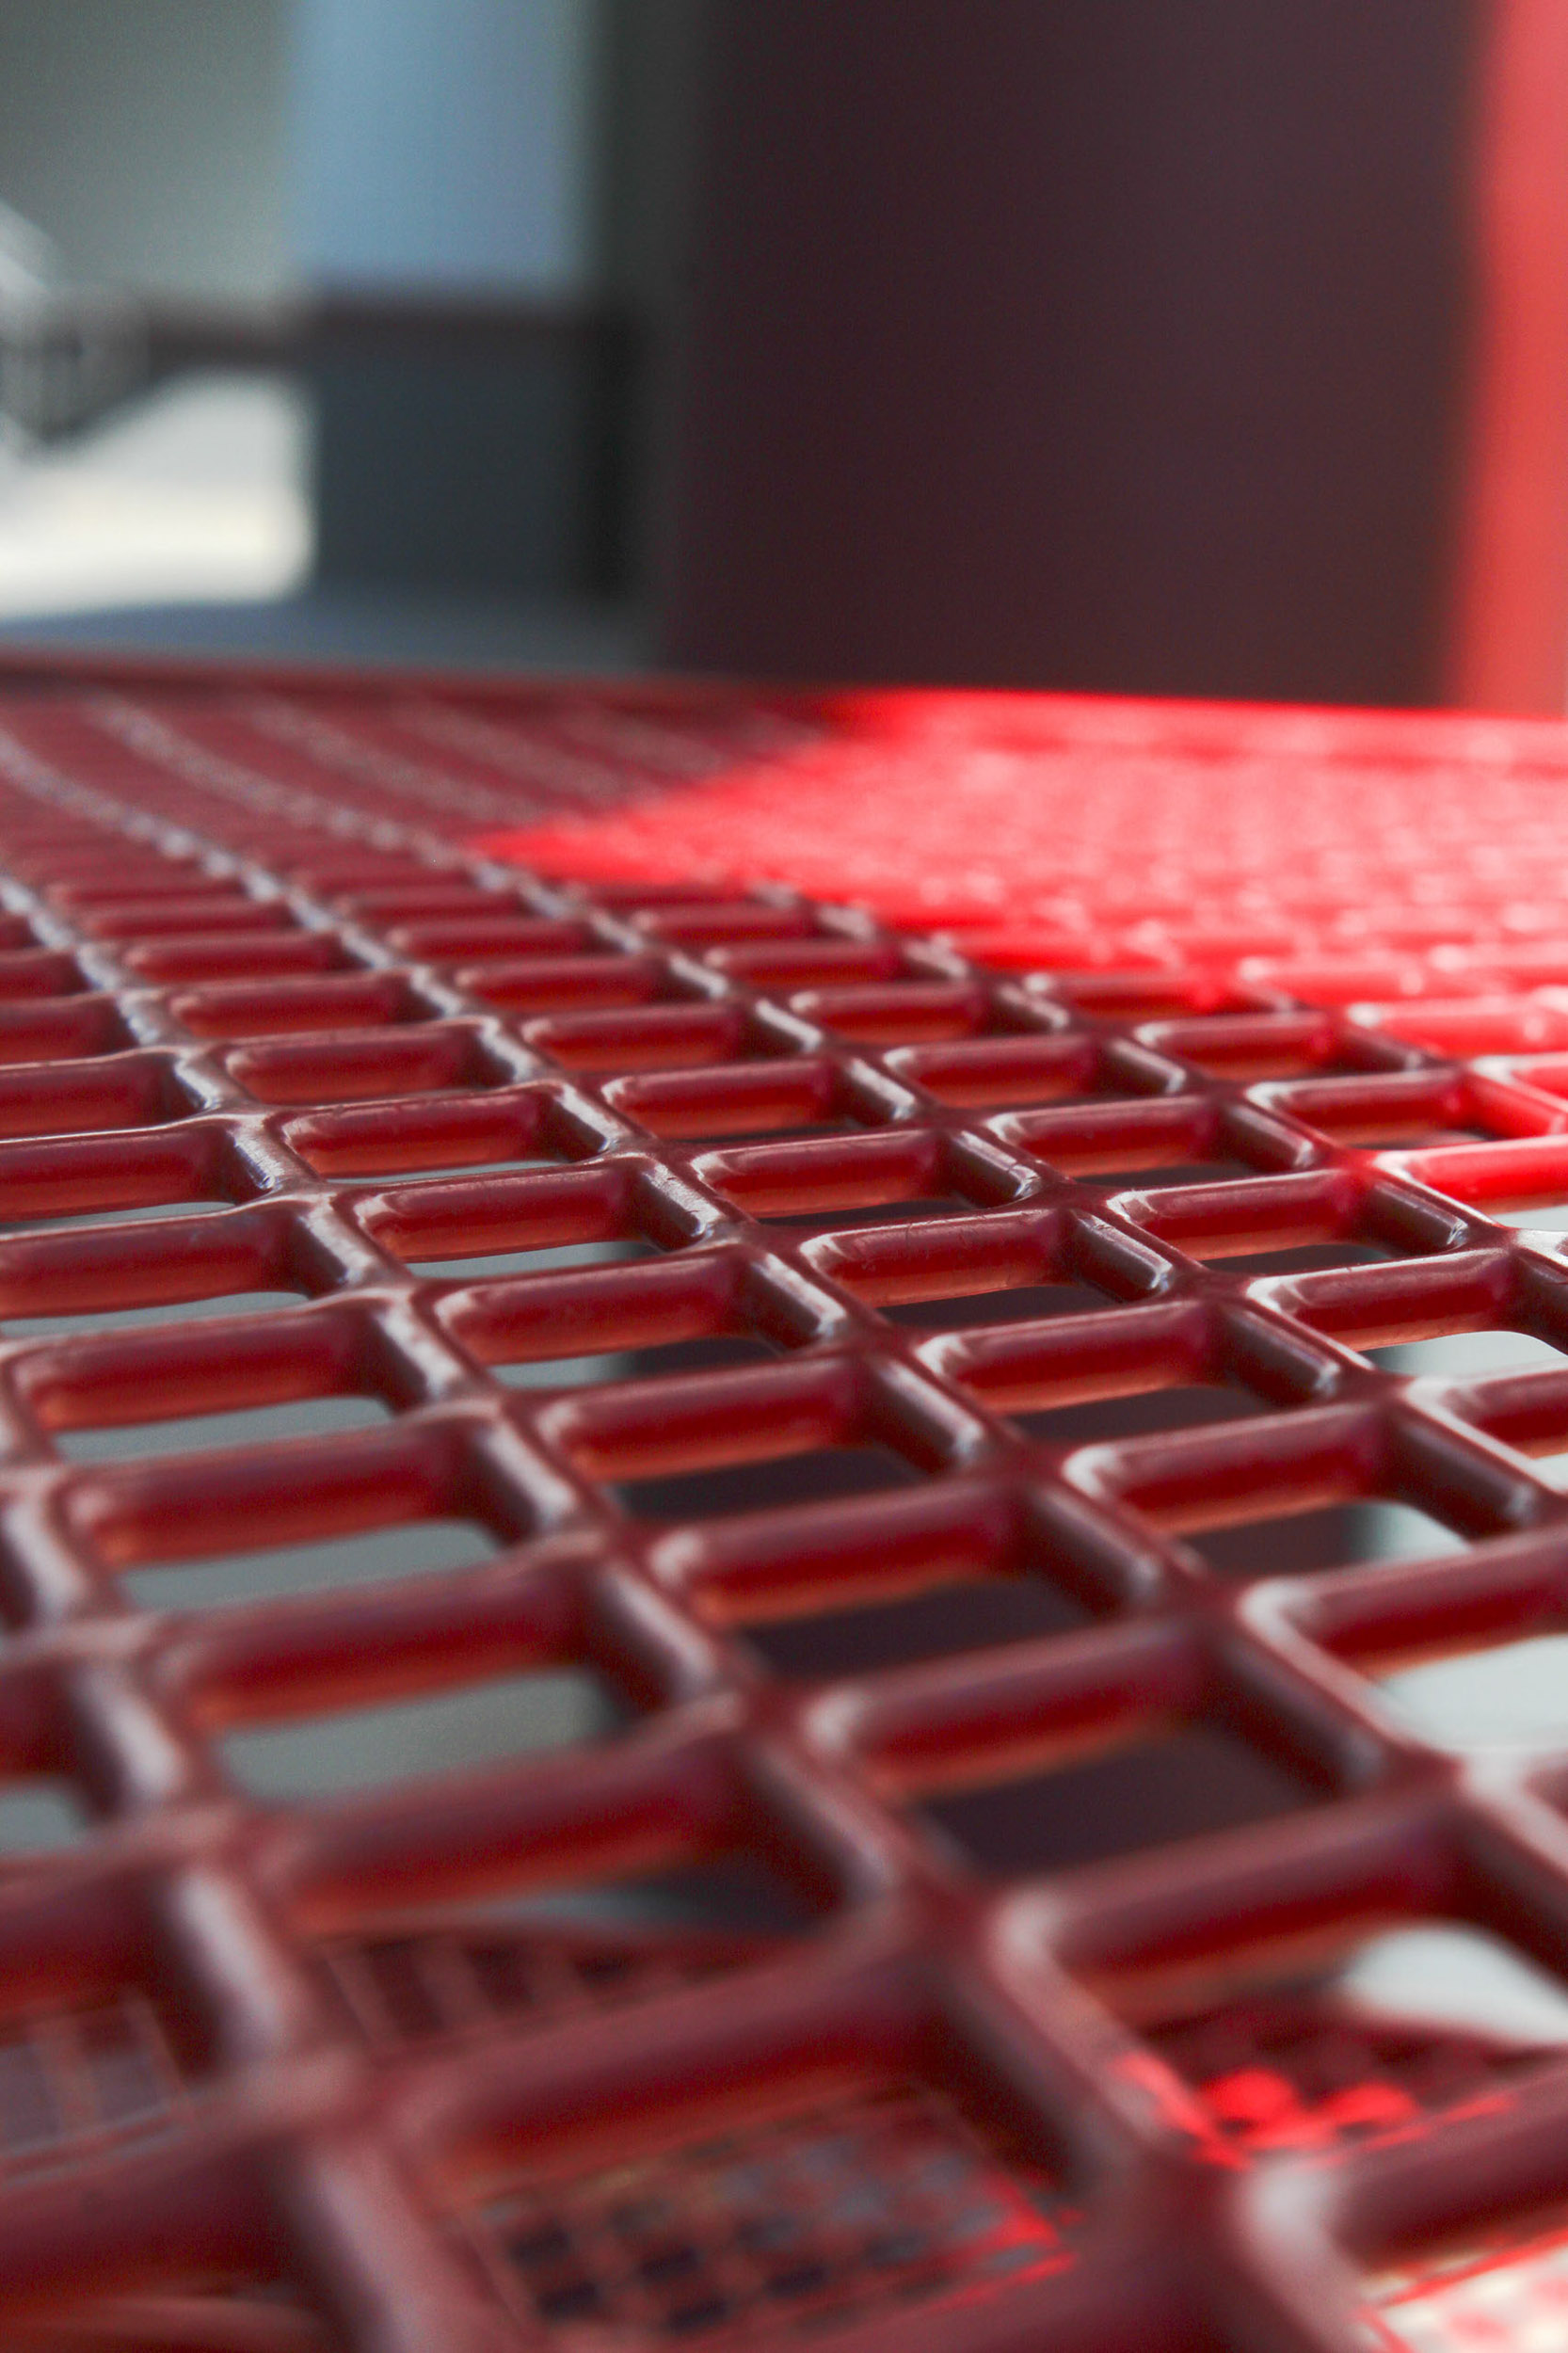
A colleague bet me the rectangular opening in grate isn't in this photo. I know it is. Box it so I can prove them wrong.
[1059,978,1262,1019]
[1371,1126,1496,1147]
[1096,1158,1258,1189]
[1115,1169,1452,1271]
[4,1290,307,1340]
[0,1055,199,1138]
[1349,1123,1496,1148]
[229,1023,513,1105]
[1016,1380,1272,1446]
[320,1858,818,2054]
[1182,1499,1465,1582]
[0,1988,203,2177]
[221,1665,630,1803]
[514,1854,823,1940]
[408,1239,656,1282]
[1267,1076,1518,1155]
[1444,1365,1568,1488]
[602,1057,873,1142]
[456,2078,1077,2342]
[1368,1330,1568,1377]
[0,999,135,1063]
[1221,1241,1397,1276]
[1122,1915,1568,2164]
[172,973,439,1040]
[687,1117,866,1144]
[884,1277,1114,1333]
[919,1721,1319,1881]
[761,1194,972,1232]
[884,1033,1153,1111]
[123,1515,499,1616]
[1361,2195,1568,2349]
[284,1091,590,1181]
[998,1097,1264,1188]
[742,1573,1089,1679]
[522,1002,754,1075]
[500,1334,776,1392]
[1136,1017,1362,1083]
[616,1444,919,1524]
[56,1392,391,1465]
[785,983,995,1048]
[495,1351,640,1392]
[1495,1199,1568,1230]
[347,1155,559,1183]
[0,1782,88,1854]
[459,952,681,1019]
[693,1132,1011,1231]
[1486,1433,1568,1492]
[1377,1635,1568,1751]
[0,1198,221,1236]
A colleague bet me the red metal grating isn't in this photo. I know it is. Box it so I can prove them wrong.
[8,663,1568,2347]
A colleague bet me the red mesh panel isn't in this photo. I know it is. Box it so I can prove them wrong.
[4,661,1568,2347]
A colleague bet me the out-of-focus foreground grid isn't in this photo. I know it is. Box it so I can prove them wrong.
[8,672,1568,2350]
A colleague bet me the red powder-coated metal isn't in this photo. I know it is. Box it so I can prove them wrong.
[3,661,1568,2347]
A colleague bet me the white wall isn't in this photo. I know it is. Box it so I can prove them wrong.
[294,0,605,297]
[0,0,296,299]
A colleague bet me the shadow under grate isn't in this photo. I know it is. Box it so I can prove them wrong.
[0,1990,200,2176]
[458,2081,1077,2342]
[320,1858,816,2055]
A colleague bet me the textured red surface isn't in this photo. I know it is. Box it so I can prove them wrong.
[2,664,1568,2347]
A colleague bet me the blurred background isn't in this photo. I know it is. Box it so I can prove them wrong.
[0,0,1561,708]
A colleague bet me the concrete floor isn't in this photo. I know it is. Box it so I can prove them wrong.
[0,368,648,673]
[0,583,649,673]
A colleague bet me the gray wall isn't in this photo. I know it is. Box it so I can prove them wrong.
[0,0,615,304]
[0,0,296,297]
[295,0,605,296]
